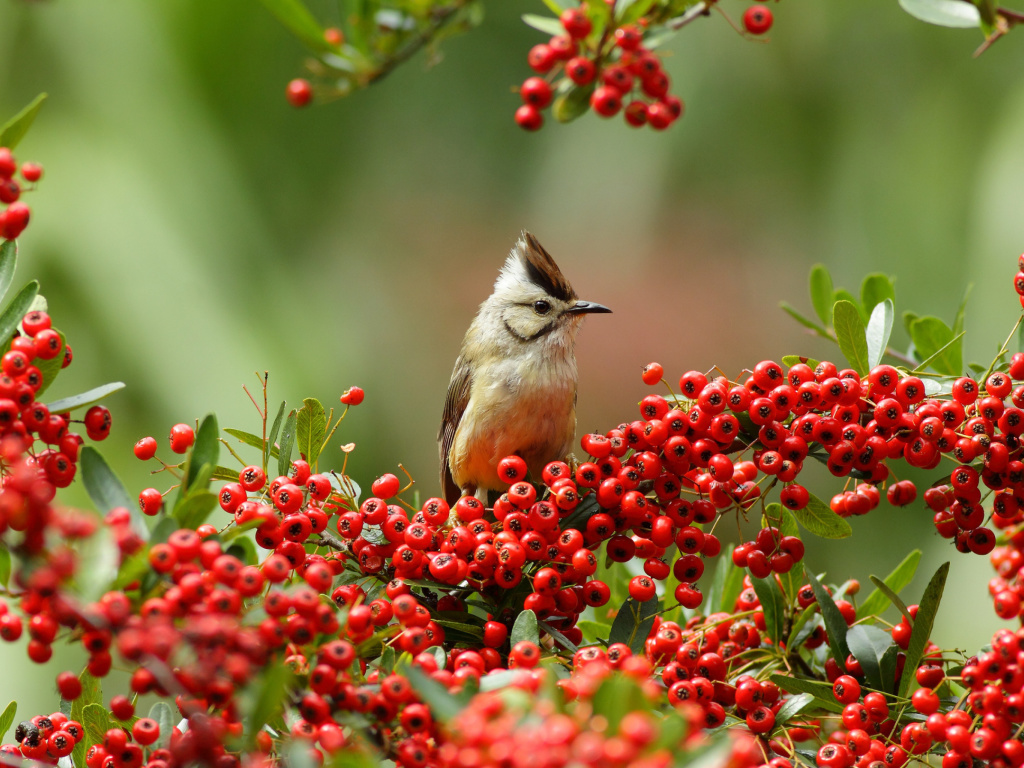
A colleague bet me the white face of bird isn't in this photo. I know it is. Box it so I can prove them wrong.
[489,233,610,344]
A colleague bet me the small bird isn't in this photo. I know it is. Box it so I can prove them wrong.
[439,232,611,505]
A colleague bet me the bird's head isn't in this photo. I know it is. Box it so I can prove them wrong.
[487,232,611,345]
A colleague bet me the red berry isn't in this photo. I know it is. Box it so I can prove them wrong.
[520,77,553,109]
[590,86,623,117]
[20,163,42,183]
[56,671,82,700]
[527,44,557,73]
[169,422,195,453]
[515,104,543,131]
[133,436,157,461]
[646,101,675,130]
[0,178,20,204]
[0,148,15,179]
[340,386,364,406]
[624,100,648,127]
[286,78,313,107]
[131,718,159,746]
[139,487,163,516]
[109,695,134,721]
[614,25,643,50]
[1,202,29,239]
[743,5,773,34]
[641,362,663,385]
[560,8,593,39]
[372,473,401,498]
[566,56,596,85]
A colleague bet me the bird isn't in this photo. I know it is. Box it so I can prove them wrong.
[439,232,611,506]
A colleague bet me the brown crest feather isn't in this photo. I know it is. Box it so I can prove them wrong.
[521,233,577,302]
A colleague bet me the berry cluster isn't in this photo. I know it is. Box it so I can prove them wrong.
[0,147,41,241]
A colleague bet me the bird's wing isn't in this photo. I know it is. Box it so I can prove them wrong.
[439,356,473,506]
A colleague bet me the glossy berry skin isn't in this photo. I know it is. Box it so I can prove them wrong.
[169,423,195,454]
[133,436,157,461]
[743,5,773,34]
[286,79,313,107]
[591,86,623,117]
[20,163,42,182]
[515,105,544,131]
[520,77,553,109]
[560,8,592,39]
[340,386,364,405]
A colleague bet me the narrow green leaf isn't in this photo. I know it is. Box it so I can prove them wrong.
[0,93,47,150]
[70,671,101,766]
[522,13,565,35]
[147,701,174,750]
[0,701,16,742]
[81,446,147,537]
[899,0,980,26]
[296,398,327,467]
[704,545,731,616]
[805,571,851,665]
[510,608,539,647]
[751,575,784,643]
[403,664,465,722]
[847,624,897,691]
[277,409,297,476]
[860,273,896,315]
[792,492,852,539]
[775,693,814,725]
[608,596,659,654]
[898,562,950,697]
[619,0,658,23]
[788,604,819,650]
[768,674,843,713]
[246,663,294,745]
[266,400,287,469]
[538,620,579,652]
[540,0,571,12]
[0,543,9,588]
[174,490,218,530]
[82,703,112,750]
[211,465,243,482]
[183,414,220,493]
[858,550,921,620]
[912,330,965,375]
[719,554,746,613]
[0,280,38,347]
[380,645,396,674]
[779,302,829,337]
[809,264,834,326]
[591,674,645,732]
[866,299,894,370]
[258,0,333,52]
[869,580,914,624]
[76,528,120,604]
[225,428,280,459]
[559,493,600,532]
[577,619,611,644]
[0,240,16,305]
[112,548,151,590]
[45,381,126,413]
[552,81,595,123]
[910,316,961,375]
[835,289,867,321]
[833,299,870,375]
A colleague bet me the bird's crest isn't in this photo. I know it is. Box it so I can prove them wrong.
[503,232,577,302]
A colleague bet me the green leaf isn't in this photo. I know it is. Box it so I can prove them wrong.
[788,604,819,650]
[69,671,102,765]
[540,0,571,12]
[608,596,659,654]
[719,553,746,613]
[185,414,220,492]
[0,93,47,150]
[768,674,843,713]
[847,624,897,691]
[792,492,852,539]
[806,570,851,665]
[0,280,38,347]
[277,409,297,477]
[147,701,174,750]
[902,310,920,337]
[860,274,895,315]
[833,299,870,375]
[775,693,814,725]
[539,620,579,652]
[858,549,921,620]
[522,13,565,35]
[577,619,611,644]
[559,493,600,532]
[809,264,834,326]
[82,703,112,752]
[246,663,294,745]
[225,428,280,459]
[81,446,147,538]
[267,400,287,469]
[592,674,646,732]
[510,608,539,647]
[751,575,784,644]
[779,302,829,337]
[618,0,658,23]
[296,398,327,467]
[113,548,151,590]
[403,664,465,722]
[0,542,9,588]
[552,81,595,124]
[899,0,980,26]
[76,528,120,604]
[834,289,866,321]
[910,316,961,375]
[0,701,16,742]
[782,355,821,370]
[865,299,894,370]
[211,465,242,482]
[0,240,17,305]
[258,0,333,52]
[898,562,949,698]
[45,381,126,413]
[174,490,218,530]
[913,330,966,375]
[703,545,731,616]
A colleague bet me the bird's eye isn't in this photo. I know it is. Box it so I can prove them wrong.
[533,300,551,315]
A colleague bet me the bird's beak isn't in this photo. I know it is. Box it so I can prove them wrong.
[567,300,612,315]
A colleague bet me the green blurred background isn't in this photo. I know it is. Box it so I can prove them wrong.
[1,0,1024,728]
